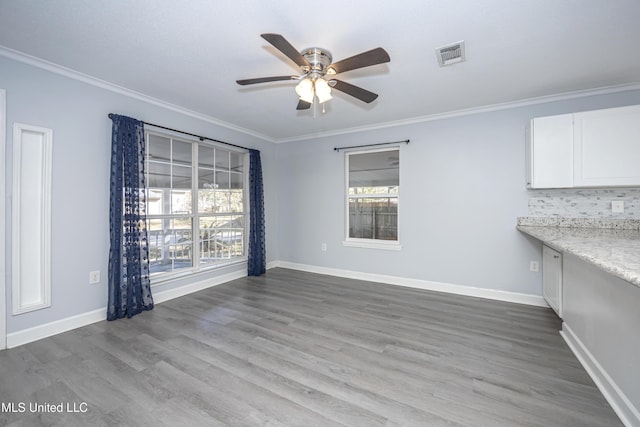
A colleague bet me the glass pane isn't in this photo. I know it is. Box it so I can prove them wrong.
[198,168,215,189]
[215,149,230,170]
[148,217,193,274]
[348,150,399,194]
[215,190,231,213]
[148,134,171,162]
[171,190,192,214]
[172,140,192,166]
[147,161,171,188]
[229,189,244,213]
[172,165,192,189]
[230,152,243,172]
[230,172,243,190]
[199,145,215,168]
[146,189,166,215]
[348,197,398,240]
[215,170,230,190]
[199,215,244,266]
[198,189,216,213]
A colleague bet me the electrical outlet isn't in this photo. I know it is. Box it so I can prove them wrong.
[89,270,101,284]
[321,243,327,252]
[612,200,624,213]
[530,261,539,272]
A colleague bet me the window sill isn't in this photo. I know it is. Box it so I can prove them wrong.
[342,240,402,251]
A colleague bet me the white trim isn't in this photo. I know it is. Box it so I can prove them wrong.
[0,89,6,350]
[6,269,249,348]
[0,45,276,144]
[342,240,402,251]
[560,323,639,427]
[2,45,638,145]
[7,307,106,349]
[11,123,53,315]
[276,83,640,143]
[345,147,401,246]
[150,258,247,287]
[274,261,548,307]
[152,269,246,304]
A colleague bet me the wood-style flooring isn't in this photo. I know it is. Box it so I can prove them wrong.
[0,268,621,426]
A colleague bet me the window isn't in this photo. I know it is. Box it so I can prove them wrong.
[145,132,247,279]
[344,148,400,249]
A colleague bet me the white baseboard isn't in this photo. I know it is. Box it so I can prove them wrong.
[6,269,248,349]
[560,323,639,427]
[7,307,106,348]
[274,261,548,307]
[152,269,246,304]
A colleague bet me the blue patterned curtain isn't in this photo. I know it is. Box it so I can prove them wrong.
[108,114,154,320]
[248,149,266,276]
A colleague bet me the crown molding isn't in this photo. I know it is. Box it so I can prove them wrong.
[275,82,640,143]
[2,45,638,145]
[0,45,277,143]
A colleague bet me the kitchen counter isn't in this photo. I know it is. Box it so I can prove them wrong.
[518,217,640,424]
[517,217,640,287]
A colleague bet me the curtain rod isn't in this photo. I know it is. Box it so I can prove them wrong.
[108,113,250,151]
[333,139,410,152]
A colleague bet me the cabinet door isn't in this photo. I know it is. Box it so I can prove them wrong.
[527,114,573,188]
[542,245,562,317]
[573,105,640,187]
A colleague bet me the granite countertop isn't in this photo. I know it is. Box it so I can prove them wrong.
[517,217,640,288]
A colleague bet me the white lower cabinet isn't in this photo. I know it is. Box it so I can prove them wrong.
[542,245,562,317]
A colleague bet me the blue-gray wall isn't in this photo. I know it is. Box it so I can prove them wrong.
[1,55,278,333]
[275,89,640,294]
[3,51,640,336]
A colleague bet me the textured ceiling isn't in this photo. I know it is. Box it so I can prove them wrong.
[1,0,639,142]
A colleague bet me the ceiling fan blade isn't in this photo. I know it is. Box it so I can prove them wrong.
[236,75,298,85]
[331,79,379,103]
[327,47,390,75]
[296,100,311,110]
[261,33,310,69]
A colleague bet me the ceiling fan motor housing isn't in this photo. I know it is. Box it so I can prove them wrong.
[301,47,333,76]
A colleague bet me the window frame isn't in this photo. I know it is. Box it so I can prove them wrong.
[144,130,249,285]
[342,146,401,251]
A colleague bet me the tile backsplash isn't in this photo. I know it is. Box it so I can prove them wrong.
[527,188,640,219]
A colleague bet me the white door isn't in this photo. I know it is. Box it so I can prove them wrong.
[1,88,6,350]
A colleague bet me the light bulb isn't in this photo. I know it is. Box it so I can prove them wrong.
[314,78,332,103]
[295,78,314,103]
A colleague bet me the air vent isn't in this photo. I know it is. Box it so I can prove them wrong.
[436,41,466,67]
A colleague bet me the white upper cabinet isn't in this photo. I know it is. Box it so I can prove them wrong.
[573,105,640,187]
[526,105,640,189]
[526,113,573,188]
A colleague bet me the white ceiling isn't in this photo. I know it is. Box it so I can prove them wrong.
[1,0,639,142]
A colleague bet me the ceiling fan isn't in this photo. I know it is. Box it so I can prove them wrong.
[236,33,390,110]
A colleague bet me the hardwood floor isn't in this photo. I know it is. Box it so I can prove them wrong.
[0,268,621,426]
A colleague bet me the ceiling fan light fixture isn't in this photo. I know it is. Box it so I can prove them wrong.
[314,78,332,103]
[239,34,390,110]
[295,78,314,103]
